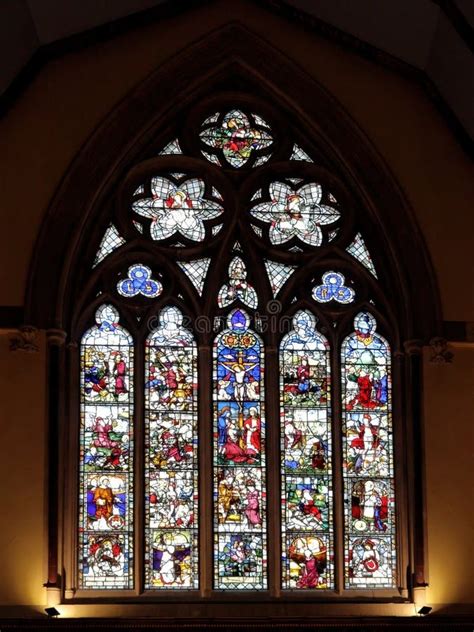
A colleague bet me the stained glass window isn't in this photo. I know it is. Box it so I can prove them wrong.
[217,257,258,309]
[117,264,162,298]
[347,233,377,278]
[132,177,223,242]
[213,310,267,589]
[93,224,126,267]
[251,181,340,246]
[79,97,402,600]
[159,139,182,155]
[312,271,355,304]
[280,311,333,589]
[341,312,396,588]
[79,304,134,589]
[200,110,273,168]
[177,258,211,295]
[145,307,198,589]
[290,144,313,162]
[264,260,297,296]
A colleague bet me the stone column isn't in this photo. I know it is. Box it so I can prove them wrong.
[44,329,67,606]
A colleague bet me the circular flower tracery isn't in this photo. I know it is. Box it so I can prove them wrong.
[250,181,340,247]
[132,177,223,242]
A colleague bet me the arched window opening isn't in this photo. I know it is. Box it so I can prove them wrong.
[145,306,199,589]
[342,312,396,589]
[280,310,333,589]
[73,99,404,596]
[213,309,266,590]
[79,305,134,589]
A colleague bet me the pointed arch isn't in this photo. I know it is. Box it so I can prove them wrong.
[79,305,134,589]
[26,22,442,610]
[26,23,440,341]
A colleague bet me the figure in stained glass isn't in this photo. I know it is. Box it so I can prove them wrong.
[348,537,394,585]
[283,410,329,475]
[217,468,263,529]
[251,182,340,246]
[216,343,260,403]
[282,351,329,407]
[152,531,193,587]
[342,313,395,588]
[213,310,266,589]
[216,402,262,465]
[149,471,194,529]
[80,305,133,589]
[350,480,391,534]
[83,405,130,471]
[147,347,195,411]
[285,477,329,531]
[343,314,389,412]
[281,311,323,350]
[344,413,390,477]
[86,474,127,531]
[217,534,265,587]
[133,177,222,242]
[149,412,195,468]
[218,257,258,309]
[286,536,327,589]
[280,311,333,589]
[84,534,127,583]
[83,345,129,402]
[145,307,198,589]
[200,110,273,168]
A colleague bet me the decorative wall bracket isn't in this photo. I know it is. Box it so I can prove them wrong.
[9,325,39,352]
[429,337,453,363]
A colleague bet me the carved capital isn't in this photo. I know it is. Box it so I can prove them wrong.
[9,326,39,352]
[403,339,423,356]
[429,337,453,363]
[46,328,67,346]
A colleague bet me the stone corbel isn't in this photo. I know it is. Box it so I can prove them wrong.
[9,325,39,352]
[429,336,453,363]
[46,328,67,347]
[403,339,423,356]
